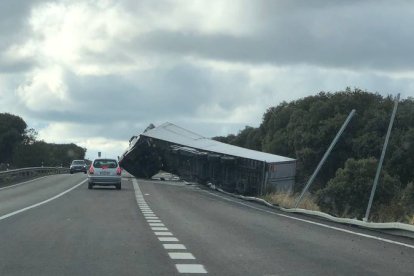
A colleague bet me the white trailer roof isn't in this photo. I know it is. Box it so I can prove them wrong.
[141,122,295,163]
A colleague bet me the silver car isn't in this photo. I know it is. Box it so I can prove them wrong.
[88,158,122,190]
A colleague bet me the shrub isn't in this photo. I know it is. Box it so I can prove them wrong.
[317,158,400,219]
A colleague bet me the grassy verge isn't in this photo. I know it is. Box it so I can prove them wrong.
[262,192,320,211]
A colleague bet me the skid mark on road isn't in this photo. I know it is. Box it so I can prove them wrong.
[132,178,208,274]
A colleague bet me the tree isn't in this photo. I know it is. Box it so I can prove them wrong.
[0,113,27,164]
[13,142,86,167]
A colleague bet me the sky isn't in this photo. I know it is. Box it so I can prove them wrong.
[1,0,414,160]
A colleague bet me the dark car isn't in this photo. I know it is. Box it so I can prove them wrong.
[70,160,87,174]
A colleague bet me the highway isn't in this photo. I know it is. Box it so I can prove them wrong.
[0,174,413,275]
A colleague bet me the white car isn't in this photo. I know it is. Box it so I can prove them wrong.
[88,158,122,190]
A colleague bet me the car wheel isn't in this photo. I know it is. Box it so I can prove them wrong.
[70,171,73,174]
[88,183,93,189]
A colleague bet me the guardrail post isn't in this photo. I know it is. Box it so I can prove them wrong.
[295,109,356,208]
[364,94,400,222]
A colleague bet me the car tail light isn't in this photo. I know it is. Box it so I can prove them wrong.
[116,167,122,175]
[89,165,95,174]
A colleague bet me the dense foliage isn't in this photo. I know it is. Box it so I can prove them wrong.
[0,113,86,169]
[214,88,414,221]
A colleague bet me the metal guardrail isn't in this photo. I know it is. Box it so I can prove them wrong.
[0,167,70,185]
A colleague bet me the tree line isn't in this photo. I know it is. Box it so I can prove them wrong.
[214,88,414,222]
[0,113,86,170]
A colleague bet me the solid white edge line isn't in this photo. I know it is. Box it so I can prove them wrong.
[204,190,414,250]
[0,179,87,221]
[0,175,50,191]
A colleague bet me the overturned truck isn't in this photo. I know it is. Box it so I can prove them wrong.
[119,123,296,196]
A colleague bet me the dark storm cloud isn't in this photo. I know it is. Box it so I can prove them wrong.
[131,0,414,71]
[0,0,44,73]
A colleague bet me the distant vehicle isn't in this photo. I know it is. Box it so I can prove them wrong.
[70,160,87,174]
[88,158,122,190]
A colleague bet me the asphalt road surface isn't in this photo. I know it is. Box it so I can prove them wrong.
[0,174,413,275]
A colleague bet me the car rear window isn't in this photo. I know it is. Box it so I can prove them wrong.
[72,160,85,165]
[93,159,118,168]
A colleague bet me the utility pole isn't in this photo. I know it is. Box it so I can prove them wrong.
[295,109,356,208]
[364,94,400,222]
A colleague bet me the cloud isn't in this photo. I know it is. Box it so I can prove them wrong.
[125,1,414,72]
[2,0,414,159]
[0,0,44,73]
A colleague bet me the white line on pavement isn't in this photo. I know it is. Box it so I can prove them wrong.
[176,264,207,274]
[149,223,165,226]
[204,190,414,250]
[0,179,87,221]
[132,178,208,274]
[147,219,162,223]
[154,232,173,236]
[152,227,169,231]
[158,237,179,242]
[163,244,186,250]
[168,252,195,260]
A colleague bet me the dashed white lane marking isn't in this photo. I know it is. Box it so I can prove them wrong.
[159,237,179,242]
[169,252,195,260]
[154,231,173,236]
[132,178,207,274]
[163,244,186,250]
[152,227,169,231]
[203,190,414,250]
[176,264,207,274]
[0,179,87,221]
[149,223,165,226]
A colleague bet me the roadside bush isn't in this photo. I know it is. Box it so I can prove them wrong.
[316,158,401,219]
